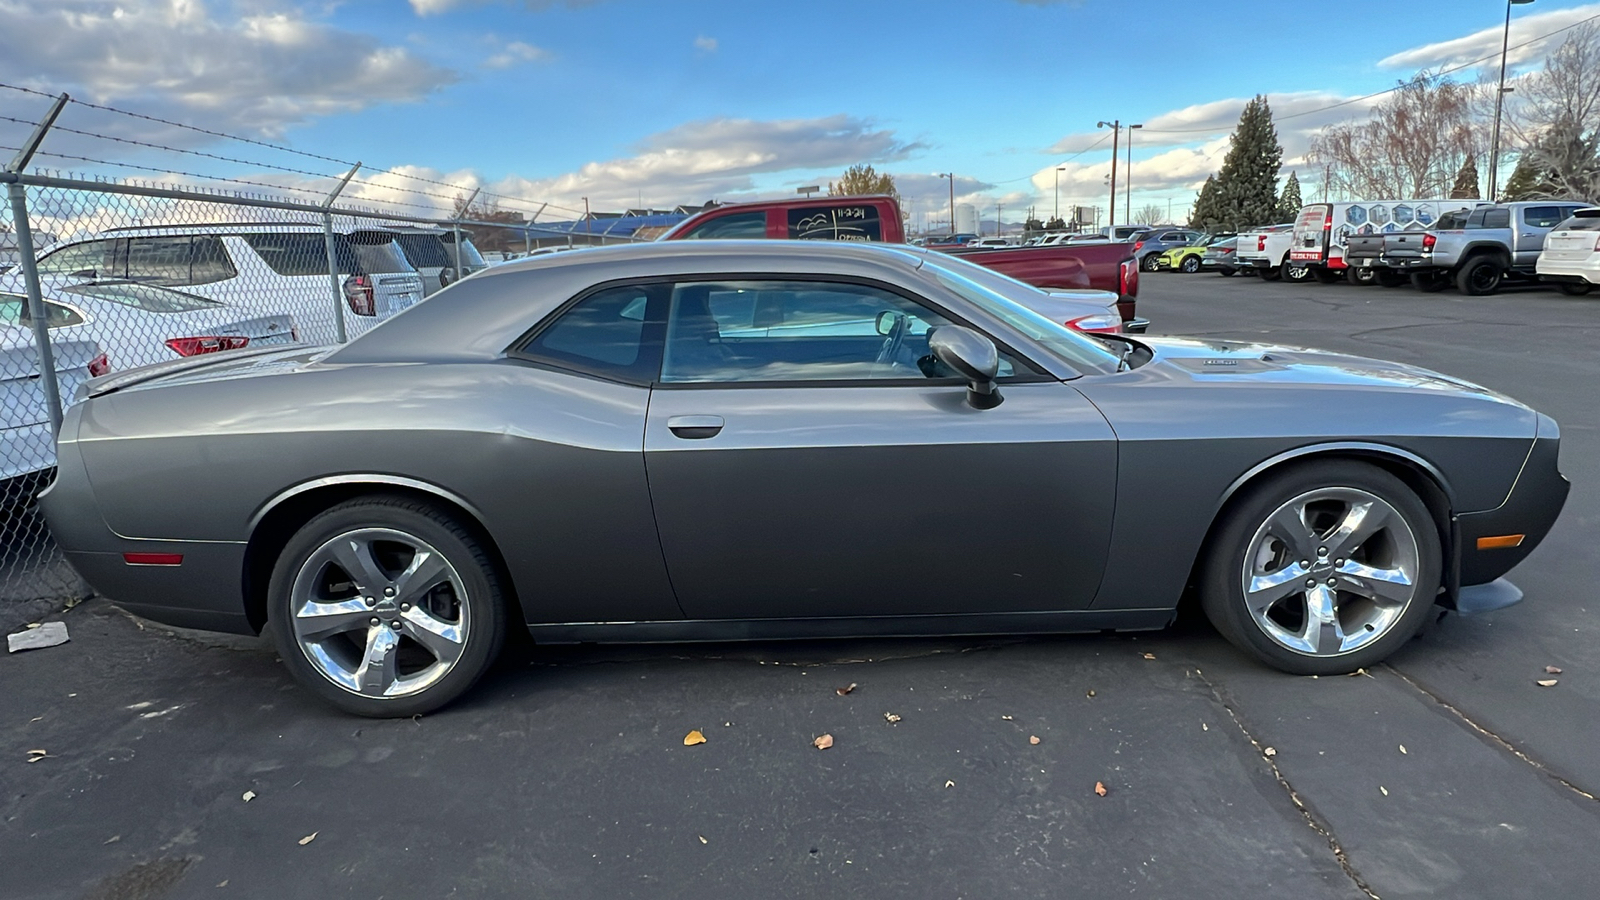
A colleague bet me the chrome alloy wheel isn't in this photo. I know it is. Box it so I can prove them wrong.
[1240,487,1421,657]
[289,528,470,698]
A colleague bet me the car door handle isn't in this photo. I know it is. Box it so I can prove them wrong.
[667,415,724,439]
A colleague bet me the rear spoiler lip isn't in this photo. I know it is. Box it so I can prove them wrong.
[82,343,313,400]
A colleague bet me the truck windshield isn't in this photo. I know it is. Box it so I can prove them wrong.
[921,260,1122,374]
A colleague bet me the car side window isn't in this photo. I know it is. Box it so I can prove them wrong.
[125,236,198,286]
[1482,208,1511,229]
[190,236,238,284]
[37,239,126,279]
[659,279,1016,384]
[0,295,85,328]
[788,206,883,242]
[678,211,767,240]
[516,283,666,384]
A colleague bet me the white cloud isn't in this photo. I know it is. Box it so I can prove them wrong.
[1379,3,1600,73]
[694,35,718,53]
[0,0,457,137]
[410,0,604,16]
[484,40,550,69]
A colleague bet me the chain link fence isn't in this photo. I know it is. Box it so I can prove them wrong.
[1,170,643,629]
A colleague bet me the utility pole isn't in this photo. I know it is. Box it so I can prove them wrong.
[939,173,955,235]
[996,201,1002,236]
[1489,0,1537,201]
[1054,166,1067,222]
[1097,120,1120,230]
[1126,123,1143,223]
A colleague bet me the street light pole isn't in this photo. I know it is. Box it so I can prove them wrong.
[1055,166,1068,223]
[1489,0,1537,201]
[939,172,955,234]
[1097,120,1120,231]
[1126,124,1142,223]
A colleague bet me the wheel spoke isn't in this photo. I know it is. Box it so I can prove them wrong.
[330,537,390,594]
[294,598,372,642]
[392,550,448,608]
[400,605,465,665]
[1247,565,1306,613]
[1266,505,1319,560]
[355,624,400,696]
[1323,501,1389,559]
[1337,560,1414,606]
[1299,584,1347,654]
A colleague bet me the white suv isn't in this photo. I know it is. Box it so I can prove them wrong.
[34,222,424,345]
[1536,208,1600,296]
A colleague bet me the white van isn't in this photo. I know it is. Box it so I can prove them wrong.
[1288,200,1466,283]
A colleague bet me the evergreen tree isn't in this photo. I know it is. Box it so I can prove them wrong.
[1044,215,1067,231]
[1210,95,1284,229]
[1501,154,1542,201]
[1191,174,1222,229]
[1276,171,1303,222]
[1450,156,1481,199]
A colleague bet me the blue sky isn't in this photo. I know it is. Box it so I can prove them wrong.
[3,0,1599,227]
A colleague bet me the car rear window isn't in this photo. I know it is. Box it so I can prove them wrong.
[373,233,453,269]
[787,205,883,242]
[65,282,221,313]
[244,233,359,276]
[442,236,488,268]
[1553,209,1600,231]
[352,241,416,275]
[679,211,767,240]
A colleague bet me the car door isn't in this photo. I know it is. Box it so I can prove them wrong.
[643,277,1118,623]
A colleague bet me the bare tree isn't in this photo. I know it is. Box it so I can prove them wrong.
[1134,203,1165,225]
[1503,23,1600,201]
[1309,73,1486,199]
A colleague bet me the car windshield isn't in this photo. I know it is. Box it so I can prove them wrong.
[64,281,220,313]
[921,259,1123,374]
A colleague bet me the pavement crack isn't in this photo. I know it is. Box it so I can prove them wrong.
[1191,668,1382,900]
[1384,664,1598,803]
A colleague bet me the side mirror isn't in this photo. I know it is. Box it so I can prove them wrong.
[874,310,899,336]
[929,325,1002,409]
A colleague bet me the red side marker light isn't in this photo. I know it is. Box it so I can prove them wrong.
[123,552,184,566]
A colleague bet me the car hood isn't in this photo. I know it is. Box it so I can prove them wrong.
[1135,336,1526,406]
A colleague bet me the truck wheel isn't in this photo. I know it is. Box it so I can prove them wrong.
[1456,257,1504,296]
[1409,271,1447,293]
[1311,267,1342,285]
[1284,265,1314,283]
[1556,282,1593,296]
[1346,267,1378,286]
[1376,270,1408,288]
[1261,266,1283,282]
[1220,268,1237,277]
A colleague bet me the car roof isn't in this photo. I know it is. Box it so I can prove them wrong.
[96,220,403,237]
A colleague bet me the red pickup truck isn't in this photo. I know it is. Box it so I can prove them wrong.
[660,195,1140,324]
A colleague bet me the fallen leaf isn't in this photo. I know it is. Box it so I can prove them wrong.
[1398,745,1407,755]
[1349,668,1372,678]
[242,790,256,802]
[883,712,901,723]
[836,683,857,696]
[1141,652,1156,660]
[1094,781,1108,797]
[813,734,834,750]
[1001,715,1014,721]
[945,780,956,789]
[217,881,228,888]
[1545,665,1563,675]
[298,832,317,846]
[683,730,706,746]
[1029,736,1041,745]
[698,835,707,845]
[25,749,48,763]
[1380,786,1389,797]
[1263,747,1277,758]
[103,835,120,845]
[1536,679,1558,687]
[1086,689,1096,698]
[1201,723,1209,731]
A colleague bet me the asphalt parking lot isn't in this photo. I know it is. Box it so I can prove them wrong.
[3,272,1597,900]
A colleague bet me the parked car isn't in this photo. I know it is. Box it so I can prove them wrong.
[1063,234,1112,244]
[1134,228,1205,272]
[0,321,106,505]
[1536,207,1600,295]
[1289,200,1463,284]
[34,223,425,344]
[44,241,1567,716]
[363,226,488,296]
[968,237,1019,250]
[1156,235,1226,274]
[1234,224,1304,282]
[661,195,1142,326]
[1101,225,1153,242]
[0,276,297,368]
[1346,202,1587,294]
[1200,236,1243,276]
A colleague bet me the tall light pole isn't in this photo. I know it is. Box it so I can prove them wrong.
[1489,0,1537,201]
[938,172,955,234]
[1126,123,1143,223]
[1054,166,1068,223]
[1097,121,1120,230]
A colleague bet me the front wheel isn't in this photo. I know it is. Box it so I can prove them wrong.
[1284,264,1314,283]
[1456,257,1504,296]
[1410,271,1448,292]
[1556,282,1593,296]
[1199,461,1442,675]
[269,496,508,717]
[1142,255,1162,273]
[1180,256,1202,274]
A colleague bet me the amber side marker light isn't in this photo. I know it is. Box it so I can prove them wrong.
[1476,535,1526,550]
[123,552,184,566]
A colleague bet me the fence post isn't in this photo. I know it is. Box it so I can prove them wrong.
[320,162,361,344]
[6,92,69,436]
[453,186,480,279]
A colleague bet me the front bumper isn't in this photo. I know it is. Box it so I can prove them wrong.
[1447,413,1569,603]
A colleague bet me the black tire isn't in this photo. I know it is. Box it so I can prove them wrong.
[1556,282,1593,296]
[1220,268,1237,277]
[1456,256,1504,296]
[1284,264,1315,283]
[1311,267,1342,284]
[1142,254,1162,273]
[1346,266,1378,286]
[1261,266,1283,282]
[1410,271,1448,292]
[1376,270,1408,288]
[1180,256,1201,274]
[1199,461,1443,675]
[269,495,508,717]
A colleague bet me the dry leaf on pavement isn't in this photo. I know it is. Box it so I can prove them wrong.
[883,712,901,723]
[813,734,834,750]
[1094,781,1108,797]
[1029,736,1041,745]
[945,780,955,788]
[1086,689,1096,698]
[1263,747,1277,758]
[25,749,48,763]
[683,730,707,746]
[1001,715,1013,721]
[1536,679,1558,687]
[1398,745,1407,755]
[836,683,857,696]
[1141,653,1156,660]
[242,790,256,802]
[698,835,707,845]
[1380,786,1389,796]
[298,832,317,846]
[1545,666,1563,675]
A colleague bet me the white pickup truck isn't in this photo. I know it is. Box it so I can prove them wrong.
[1232,224,1303,281]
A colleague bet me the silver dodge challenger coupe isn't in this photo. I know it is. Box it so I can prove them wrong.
[41,241,1568,716]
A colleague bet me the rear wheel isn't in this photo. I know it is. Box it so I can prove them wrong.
[1556,282,1593,296]
[1200,461,1442,675]
[1219,268,1237,277]
[1311,267,1342,284]
[269,496,508,717]
[1346,266,1378,286]
[1456,256,1505,296]
[1410,271,1448,292]
[1284,264,1315,283]
[1180,256,1201,274]
[1261,266,1284,282]
[1376,270,1408,288]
